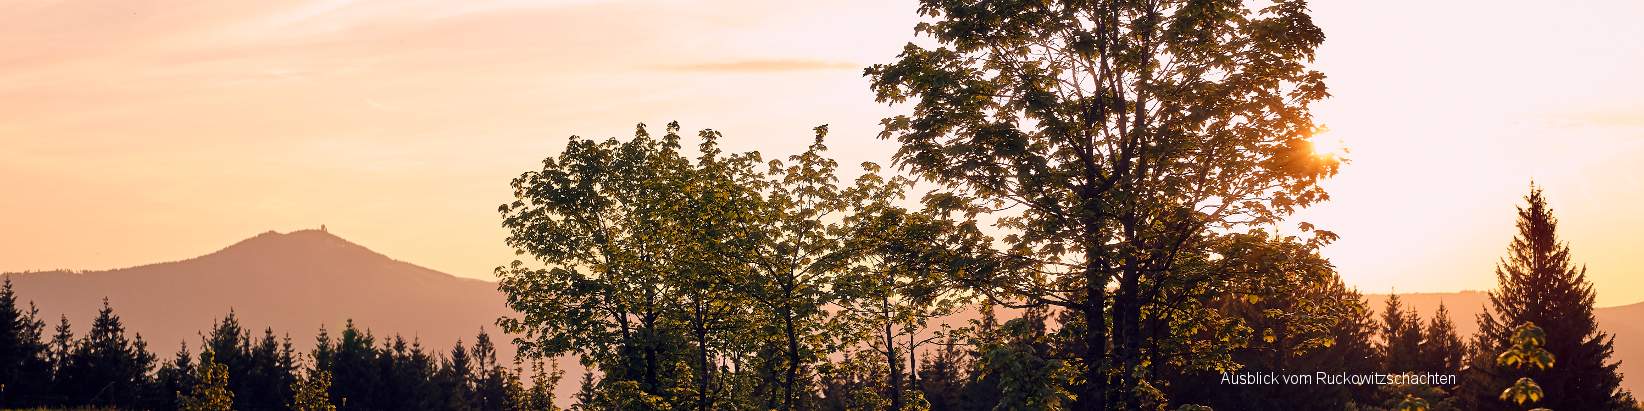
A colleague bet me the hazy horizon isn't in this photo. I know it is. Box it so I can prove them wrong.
[3,0,1643,306]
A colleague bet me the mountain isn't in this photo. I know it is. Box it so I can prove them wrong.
[1364,291,1644,397]
[1,229,518,357]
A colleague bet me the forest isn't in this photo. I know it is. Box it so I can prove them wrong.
[1,0,1639,410]
[0,136,1634,410]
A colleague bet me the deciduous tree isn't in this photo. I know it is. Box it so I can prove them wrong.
[499,123,916,411]
[182,351,234,411]
[716,127,909,410]
[496,123,697,400]
[1164,277,1380,410]
[867,0,1347,408]
[291,358,337,411]
[836,188,974,411]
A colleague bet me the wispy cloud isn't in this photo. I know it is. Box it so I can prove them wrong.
[649,59,858,72]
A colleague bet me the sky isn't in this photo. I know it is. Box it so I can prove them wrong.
[3,0,1642,306]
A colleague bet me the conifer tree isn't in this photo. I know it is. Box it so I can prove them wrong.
[398,337,442,411]
[1381,293,1424,374]
[436,338,478,411]
[242,328,298,411]
[194,312,297,410]
[311,325,334,373]
[329,320,380,410]
[47,314,73,378]
[915,335,967,411]
[55,298,156,408]
[375,334,432,411]
[1459,185,1634,410]
[203,312,255,410]
[154,341,197,410]
[1329,289,1386,407]
[1420,303,1465,377]
[0,278,51,407]
[473,329,510,411]
[1357,302,1469,411]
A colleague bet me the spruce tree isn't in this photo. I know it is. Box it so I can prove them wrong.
[436,338,477,411]
[522,358,565,411]
[1460,185,1634,410]
[56,298,156,408]
[244,328,298,411]
[203,312,250,409]
[329,320,380,410]
[1314,283,1385,407]
[472,329,509,411]
[915,335,967,411]
[0,278,51,407]
[1381,293,1423,374]
[1419,303,1465,377]
[154,341,197,410]
[1366,301,1467,411]
[46,315,73,395]
[400,337,442,411]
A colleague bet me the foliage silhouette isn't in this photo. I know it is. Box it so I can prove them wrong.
[1458,185,1633,411]
[0,278,51,408]
[866,0,1349,408]
[182,351,234,411]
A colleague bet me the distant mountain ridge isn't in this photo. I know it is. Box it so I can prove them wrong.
[5,232,1638,398]
[1364,291,1644,397]
[1,229,517,357]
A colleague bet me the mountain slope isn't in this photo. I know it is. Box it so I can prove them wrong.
[1,229,517,356]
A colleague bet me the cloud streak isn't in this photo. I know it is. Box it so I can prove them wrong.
[649,59,859,72]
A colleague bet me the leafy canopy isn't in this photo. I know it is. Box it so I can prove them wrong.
[867,0,1347,408]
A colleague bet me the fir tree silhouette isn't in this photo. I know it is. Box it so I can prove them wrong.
[1459,185,1635,410]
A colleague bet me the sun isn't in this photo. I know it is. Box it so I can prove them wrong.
[1309,130,1348,160]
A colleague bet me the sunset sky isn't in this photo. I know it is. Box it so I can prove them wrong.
[3,0,1642,306]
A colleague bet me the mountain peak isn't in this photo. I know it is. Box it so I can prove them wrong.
[0,229,512,356]
[199,229,401,272]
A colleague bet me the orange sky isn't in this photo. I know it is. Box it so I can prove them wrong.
[3,0,1642,306]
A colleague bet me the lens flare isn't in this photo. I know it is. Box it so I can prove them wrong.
[1310,135,1347,159]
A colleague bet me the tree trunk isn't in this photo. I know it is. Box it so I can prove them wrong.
[783,305,800,410]
[695,300,713,411]
[886,315,902,411]
[1116,271,1143,411]
[1077,261,1109,411]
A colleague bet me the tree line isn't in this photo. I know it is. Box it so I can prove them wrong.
[486,113,1634,410]
[0,291,565,411]
[3,0,1640,409]
[484,0,1640,406]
